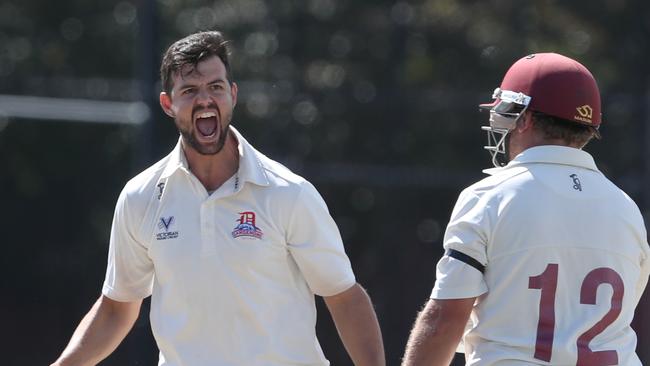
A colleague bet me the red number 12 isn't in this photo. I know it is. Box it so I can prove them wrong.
[528,264,624,366]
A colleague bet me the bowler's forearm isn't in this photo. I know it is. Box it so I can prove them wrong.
[324,283,385,366]
[51,295,141,366]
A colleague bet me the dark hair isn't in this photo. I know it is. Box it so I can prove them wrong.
[531,111,597,147]
[160,31,234,94]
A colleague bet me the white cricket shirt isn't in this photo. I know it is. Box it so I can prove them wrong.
[431,146,650,366]
[102,126,356,366]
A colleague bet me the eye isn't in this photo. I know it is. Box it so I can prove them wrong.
[210,83,224,91]
[181,88,195,95]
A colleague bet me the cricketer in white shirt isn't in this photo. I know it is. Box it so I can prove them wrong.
[51,31,384,366]
[102,127,360,365]
[433,146,650,365]
[402,52,650,366]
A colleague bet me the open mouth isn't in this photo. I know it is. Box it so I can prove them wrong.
[194,111,219,138]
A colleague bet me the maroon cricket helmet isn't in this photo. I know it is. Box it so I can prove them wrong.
[480,53,602,128]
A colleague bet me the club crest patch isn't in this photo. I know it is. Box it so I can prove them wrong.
[232,211,263,239]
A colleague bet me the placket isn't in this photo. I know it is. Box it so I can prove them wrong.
[200,199,218,257]
[199,174,241,257]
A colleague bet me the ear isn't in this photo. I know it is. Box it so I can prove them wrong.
[516,111,534,132]
[230,82,238,107]
[160,92,175,118]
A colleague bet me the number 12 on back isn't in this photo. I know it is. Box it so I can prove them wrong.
[529,263,624,366]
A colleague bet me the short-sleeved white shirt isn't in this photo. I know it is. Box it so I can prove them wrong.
[431,146,650,366]
[102,126,356,366]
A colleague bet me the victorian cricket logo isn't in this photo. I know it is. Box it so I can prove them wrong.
[156,216,179,240]
[232,211,263,239]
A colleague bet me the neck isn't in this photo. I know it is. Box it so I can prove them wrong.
[511,137,579,158]
[182,131,240,192]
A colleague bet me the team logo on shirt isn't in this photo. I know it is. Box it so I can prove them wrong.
[570,173,582,191]
[156,216,179,240]
[232,211,263,239]
[156,182,165,200]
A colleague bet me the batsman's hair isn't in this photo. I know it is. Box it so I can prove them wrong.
[531,111,597,148]
[160,31,234,94]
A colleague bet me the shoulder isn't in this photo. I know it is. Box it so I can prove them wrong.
[234,126,312,191]
[109,154,171,238]
[252,146,314,192]
[119,153,171,207]
[235,129,326,210]
[248,148,330,217]
[462,165,530,199]
[448,166,531,221]
[598,171,639,203]
[599,173,645,222]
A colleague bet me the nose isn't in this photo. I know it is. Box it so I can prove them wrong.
[195,88,212,106]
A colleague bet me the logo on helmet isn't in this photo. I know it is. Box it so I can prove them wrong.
[575,105,593,124]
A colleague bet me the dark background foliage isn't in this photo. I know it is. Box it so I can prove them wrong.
[2,0,650,365]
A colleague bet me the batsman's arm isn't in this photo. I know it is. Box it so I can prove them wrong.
[401,298,474,366]
[50,295,142,366]
[323,283,385,366]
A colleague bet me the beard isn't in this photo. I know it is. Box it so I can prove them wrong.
[179,123,229,155]
[177,107,232,156]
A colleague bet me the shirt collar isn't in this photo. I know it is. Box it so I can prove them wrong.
[160,138,187,179]
[483,145,599,176]
[231,126,270,187]
[160,125,270,187]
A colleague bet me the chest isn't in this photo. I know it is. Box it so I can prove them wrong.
[144,180,291,283]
